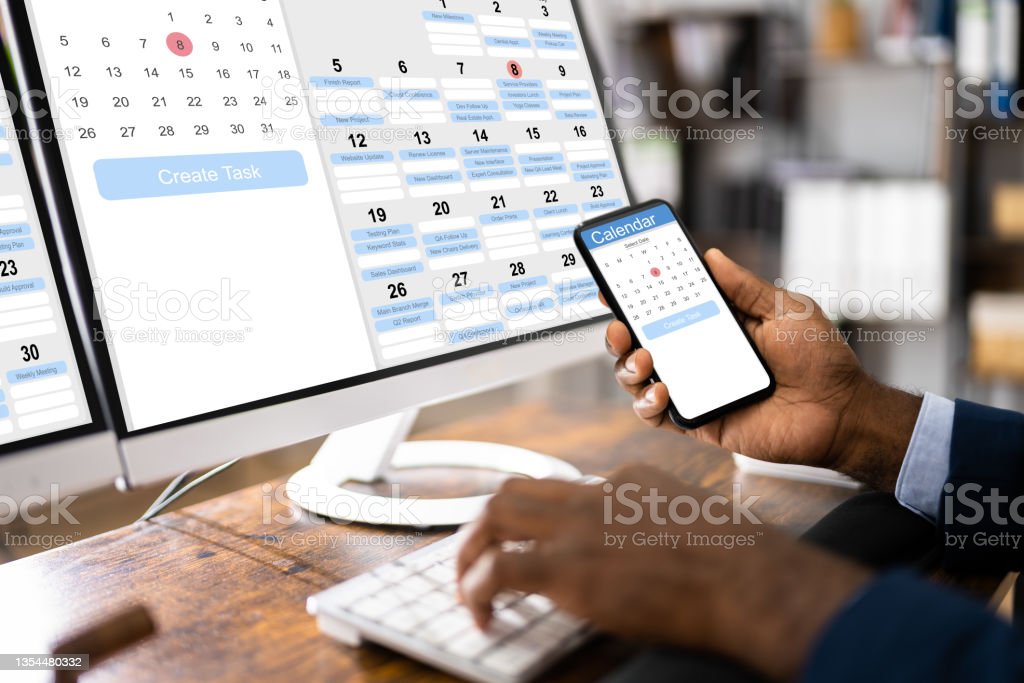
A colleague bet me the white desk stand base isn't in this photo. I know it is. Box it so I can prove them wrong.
[287,412,581,528]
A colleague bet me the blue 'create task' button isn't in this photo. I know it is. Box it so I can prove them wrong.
[93,151,308,200]
[642,301,720,340]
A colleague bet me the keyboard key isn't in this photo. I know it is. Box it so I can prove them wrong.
[310,532,591,683]
[324,575,386,607]
[394,574,436,599]
[419,608,475,646]
[380,602,441,634]
[419,590,456,611]
[350,596,396,620]
[521,593,556,614]
[491,606,531,631]
[374,563,415,583]
[445,627,502,660]
[492,590,522,609]
[481,641,541,676]
[423,563,455,585]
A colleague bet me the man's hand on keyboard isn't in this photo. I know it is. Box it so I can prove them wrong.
[456,464,871,683]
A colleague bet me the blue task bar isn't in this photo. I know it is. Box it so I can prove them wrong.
[500,276,548,294]
[574,170,616,183]
[504,101,548,112]
[400,148,456,161]
[467,168,517,181]
[485,36,531,49]
[557,111,597,120]
[584,199,624,213]
[407,171,462,185]
[321,114,386,126]
[0,238,34,253]
[423,10,474,23]
[462,145,511,157]
[442,285,493,306]
[464,156,514,169]
[0,154,12,166]
[0,278,45,297]
[423,229,478,245]
[0,405,8,420]
[332,151,394,165]
[94,151,308,201]
[0,224,32,238]
[522,163,565,176]
[445,323,506,345]
[8,361,67,385]
[351,224,414,242]
[497,79,543,89]
[642,301,721,340]
[540,227,574,240]
[426,241,481,258]
[354,237,418,254]
[535,204,578,218]
[362,262,424,282]
[372,297,434,320]
[519,153,563,165]
[500,89,546,100]
[549,89,590,100]
[532,29,574,41]
[537,39,578,50]
[452,112,503,123]
[375,310,437,333]
[449,101,499,112]
[482,210,528,225]
[310,76,374,89]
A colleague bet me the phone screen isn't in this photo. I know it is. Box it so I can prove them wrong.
[576,201,772,425]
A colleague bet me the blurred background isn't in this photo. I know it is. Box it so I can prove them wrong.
[585,0,1024,409]
[3,0,1024,560]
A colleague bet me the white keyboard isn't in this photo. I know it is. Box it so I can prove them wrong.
[308,533,590,683]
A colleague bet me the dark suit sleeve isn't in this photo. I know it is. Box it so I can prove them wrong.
[803,571,1024,682]
[942,400,1024,573]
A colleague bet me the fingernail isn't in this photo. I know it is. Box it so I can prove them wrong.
[625,355,636,373]
[644,386,657,403]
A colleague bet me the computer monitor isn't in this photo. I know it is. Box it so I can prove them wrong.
[2,0,631,521]
[0,48,117,502]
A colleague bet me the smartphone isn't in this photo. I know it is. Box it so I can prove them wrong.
[574,199,775,429]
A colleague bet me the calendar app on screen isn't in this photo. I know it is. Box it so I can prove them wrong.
[0,71,93,444]
[22,0,629,431]
[578,204,772,422]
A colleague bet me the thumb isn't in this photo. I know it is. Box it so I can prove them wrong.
[704,248,777,320]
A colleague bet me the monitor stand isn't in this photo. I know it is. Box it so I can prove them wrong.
[286,412,582,528]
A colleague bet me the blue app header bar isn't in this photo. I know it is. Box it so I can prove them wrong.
[579,203,675,251]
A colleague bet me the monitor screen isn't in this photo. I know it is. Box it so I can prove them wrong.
[15,0,628,433]
[0,60,98,448]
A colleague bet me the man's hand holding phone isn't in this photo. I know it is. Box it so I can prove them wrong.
[605,248,922,492]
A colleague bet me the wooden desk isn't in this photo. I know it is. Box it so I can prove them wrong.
[0,399,859,682]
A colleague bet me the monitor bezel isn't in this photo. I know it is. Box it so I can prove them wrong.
[1,0,633,443]
[0,40,112,459]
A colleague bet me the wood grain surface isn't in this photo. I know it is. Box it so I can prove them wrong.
[0,398,860,682]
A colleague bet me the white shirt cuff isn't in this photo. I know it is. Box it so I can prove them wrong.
[895,392,955,522]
